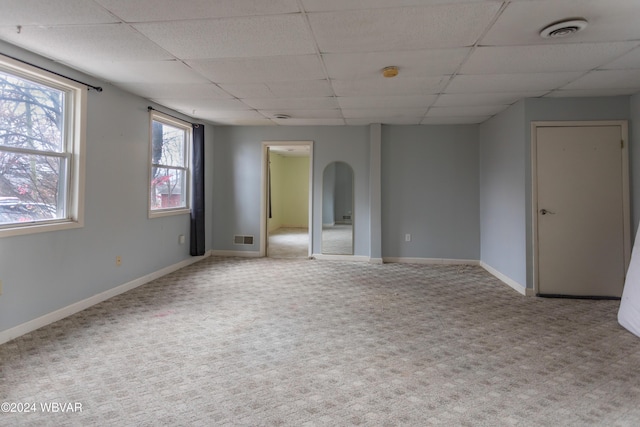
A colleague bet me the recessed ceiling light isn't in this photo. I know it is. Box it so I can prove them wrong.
[540,18,588,39]
[274,114,290,119]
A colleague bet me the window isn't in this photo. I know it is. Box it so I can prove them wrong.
[149,111,191,217]
[0,55,86,237]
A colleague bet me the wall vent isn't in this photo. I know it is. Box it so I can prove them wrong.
[234,235,254,245]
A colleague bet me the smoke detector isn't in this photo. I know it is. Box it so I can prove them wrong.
[540,18,588,39]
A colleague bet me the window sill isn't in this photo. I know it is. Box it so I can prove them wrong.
[148,208,191,219]
[0,219,84,238]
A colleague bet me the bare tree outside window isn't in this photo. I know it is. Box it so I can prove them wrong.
[150,117,189,211]
[0,70,67,224]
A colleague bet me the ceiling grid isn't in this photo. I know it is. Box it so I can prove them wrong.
[1,0,639,125]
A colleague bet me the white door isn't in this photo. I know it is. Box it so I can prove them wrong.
[535,124,629,297]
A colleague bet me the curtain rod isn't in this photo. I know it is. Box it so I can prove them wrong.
[148,106,200,127]
[2,53,103,92]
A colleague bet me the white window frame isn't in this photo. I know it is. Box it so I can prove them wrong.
[0,55,86,238]
[148,110,191,218]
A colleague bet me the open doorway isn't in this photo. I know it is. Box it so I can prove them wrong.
[260,141,313,258]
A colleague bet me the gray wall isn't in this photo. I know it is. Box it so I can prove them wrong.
[631,93,640,236]
[0,42,212,333]
[524,97,631,288]
[212,125,371,256]
[479,96,633,290]
[381,125,480,260]
[322,162,336,225]
[333,162,353,223]
[478,101,527,287]
[213,125,481,260]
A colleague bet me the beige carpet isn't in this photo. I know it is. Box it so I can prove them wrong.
[321,225,353,255]
[1,256,640,426]
[267,227,309,259]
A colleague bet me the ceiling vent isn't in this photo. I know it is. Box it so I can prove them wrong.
[274,114,290,119]
[540,18,588,39]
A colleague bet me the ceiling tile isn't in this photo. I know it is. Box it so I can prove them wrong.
[561,70,640,91]
[461,43,638,74]
[302,0,488,12]
[273,118,345,126]
[342,107,428,118]
[434,91,547,106]
[133,15,316,59]
[332,76,447,97]
[261,109,342,119]
[481,0,640,46]
[601,47,640,70]
[308,3,502,53]
[345,117,422,125]
[421,116,490,124]
[445,72,582,93]
[118,82,232,99]
[426,105,508,117]
[337,95,437,109]
[220,80,333,99]
[322,48,470,80]
[209,118,276,126]
[95,0,299,22]
[0,24,172,65]
[1,0,637,127]
[243,97,338,110]
[545,88,640,98]
[89,60,209,84]
[187,55,326,83]
[192,110,266,120]
[0,0,118,25]
[153,98,252,113]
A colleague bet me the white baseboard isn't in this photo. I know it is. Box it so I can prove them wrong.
[0,251,212,345]
[211,250,261,258]
[480,261,533,296]
[369,258,383,265]
[312,253,371,262]
[383,257,480,265]
[384,257,533,296]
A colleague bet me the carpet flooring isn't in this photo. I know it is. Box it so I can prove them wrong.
[1,256,640,426]
[267,228,309,259]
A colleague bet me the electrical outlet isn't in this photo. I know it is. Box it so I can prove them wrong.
[116,256,122,266]
[179,234,185,245]
[405,234,411,242]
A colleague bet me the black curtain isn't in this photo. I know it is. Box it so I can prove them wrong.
[268,152,272,219]
[190,124,205,256]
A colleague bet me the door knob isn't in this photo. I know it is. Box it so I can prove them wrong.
[540,209,555,215]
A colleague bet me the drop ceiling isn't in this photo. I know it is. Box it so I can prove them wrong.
[1,0,639,126]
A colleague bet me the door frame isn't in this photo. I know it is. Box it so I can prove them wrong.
[531,120,631,295]
[260,140,314,257]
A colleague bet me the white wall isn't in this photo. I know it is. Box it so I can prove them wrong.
[0,42,213,336]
